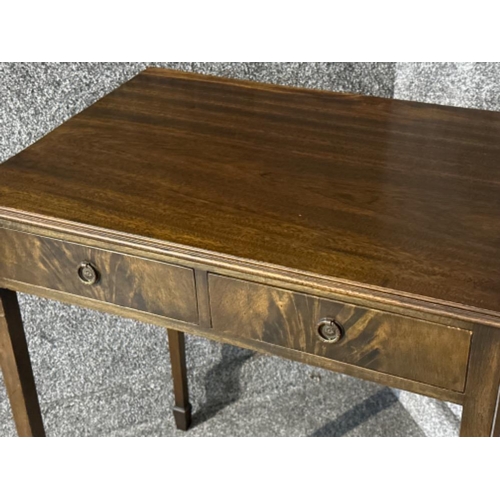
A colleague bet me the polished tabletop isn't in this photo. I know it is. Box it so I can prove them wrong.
[1,68,500,314]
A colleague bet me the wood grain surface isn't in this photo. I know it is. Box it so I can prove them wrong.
[1,68,500,313]
[0,228,198,324]
[0,275,466,405]
[209,274,471,392]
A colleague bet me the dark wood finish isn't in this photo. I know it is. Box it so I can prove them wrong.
[208,274,471,392]
[0,278,465,406]
[1,68,500,314]
[167,329,191,431]
[4,209,499,329]
[2,67,500,436]
[0,289,45,437]
[460,325,500,437]
[0,228,198,324]
[195,269,212,329]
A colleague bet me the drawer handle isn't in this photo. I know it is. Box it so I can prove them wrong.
[77,261,100,286]
[317,318,343,343]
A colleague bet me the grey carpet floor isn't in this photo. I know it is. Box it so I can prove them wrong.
[3,62,492,436]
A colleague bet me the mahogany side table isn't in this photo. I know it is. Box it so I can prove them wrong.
[1,68,500,436]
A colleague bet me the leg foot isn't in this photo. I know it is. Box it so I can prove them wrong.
[173,403,192,431]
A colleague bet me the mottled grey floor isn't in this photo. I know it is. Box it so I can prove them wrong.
[2,62,497,437]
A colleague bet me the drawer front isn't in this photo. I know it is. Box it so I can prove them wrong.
[0,228,198,324]
[208,274,471,392]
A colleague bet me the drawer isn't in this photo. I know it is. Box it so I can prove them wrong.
[208,274,472,392]
[0,228,198,324]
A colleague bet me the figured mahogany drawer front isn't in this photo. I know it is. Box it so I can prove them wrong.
[208,274,472,392]
[0,229,198,324]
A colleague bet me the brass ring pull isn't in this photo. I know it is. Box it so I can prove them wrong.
[317,318,343,343]
[77,261,100,286]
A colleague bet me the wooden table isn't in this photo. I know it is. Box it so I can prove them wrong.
[1,68,500,437]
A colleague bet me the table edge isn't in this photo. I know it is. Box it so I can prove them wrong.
[1,207,499,328]
[143,66,500,118]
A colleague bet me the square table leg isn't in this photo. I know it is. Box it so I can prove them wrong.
[460,325,500,437]
[0,288,45,437]
[167,329,192,431]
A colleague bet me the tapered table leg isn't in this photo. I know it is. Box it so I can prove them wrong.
[460,325,500,437]
[0,289,45,437]
[167,329,191,431]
